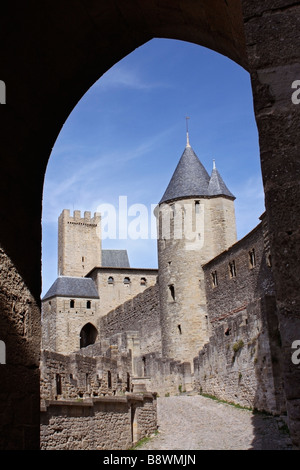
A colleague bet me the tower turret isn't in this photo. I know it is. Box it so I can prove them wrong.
[156,131,237,366]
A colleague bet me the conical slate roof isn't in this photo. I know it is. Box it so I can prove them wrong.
[159,139,235,204]
[207,163,235,199]
[159,144,211,204]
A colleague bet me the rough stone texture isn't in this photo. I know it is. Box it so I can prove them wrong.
[0,0,299,450]
[195,219,285,414]
[157,195,236,365]
[241,0,300,447]
[58,209,102,277]
[0,247,40,450]
[40,348,132,401]
[42,296,100,353]
[40,394,157,450]
[89,267,158,317]
[100,284,162,357]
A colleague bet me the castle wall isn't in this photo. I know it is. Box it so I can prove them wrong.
[40,348,132,401]
[99,284,162,358]
[89,267,158,317]
[40,394,157,450]
[42,296,100,354]
[58,210,101,277]
[194,221,286,414]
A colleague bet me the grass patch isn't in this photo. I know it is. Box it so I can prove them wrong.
[130,430,159,450]
[199,392,253,412]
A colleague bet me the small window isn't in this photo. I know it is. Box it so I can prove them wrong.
[211,271,218,287]
[229,261,236,278]
[124,277,131,284]
[108,276,114,284]
[108,370,112,389]
[178,324,182,335]
[140,277,147,286]
[56,374,62,396]
[195,201,200,214]
[249,249,256,268]
[86,300,91,309]
[168,284,175,301]
[82,256,85,262]
[70,299,75,308]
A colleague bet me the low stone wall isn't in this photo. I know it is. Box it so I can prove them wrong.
[134,353,193,397]
[40,393,157,450]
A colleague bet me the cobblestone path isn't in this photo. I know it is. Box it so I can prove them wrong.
[138,396,294,450]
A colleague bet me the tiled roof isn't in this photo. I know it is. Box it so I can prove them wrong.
[160,144,235,204]
[42,276,99,301]
[208,166,235,199]
[101,250,130,268]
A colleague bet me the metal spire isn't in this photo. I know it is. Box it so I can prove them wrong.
[186,116,191,147]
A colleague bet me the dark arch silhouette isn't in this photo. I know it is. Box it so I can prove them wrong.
[80,323,98,349]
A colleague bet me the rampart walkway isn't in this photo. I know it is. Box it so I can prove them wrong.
[138,395,294,450]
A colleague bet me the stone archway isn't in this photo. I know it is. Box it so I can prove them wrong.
[0,0,299,450]
[80,323,98,349]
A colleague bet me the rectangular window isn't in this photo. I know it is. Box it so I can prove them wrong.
[211,271,218,287]
[229,261,236,278]
[249,249,256,268]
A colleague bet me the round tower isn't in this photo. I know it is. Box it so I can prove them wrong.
[156,131,237,366]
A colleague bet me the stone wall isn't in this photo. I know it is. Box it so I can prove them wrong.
[89,267,158,317]
[194,221,286,415]
[40,348,132,401]
[0,247,40,449]
[42,296,100,354]
[40,394,157,450]
[100,284,162,357]
[58,209,101,277]
[157,196,237,366]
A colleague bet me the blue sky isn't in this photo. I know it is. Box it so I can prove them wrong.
[42,38,265,296]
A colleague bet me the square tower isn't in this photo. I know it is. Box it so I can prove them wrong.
[58,209,101,277]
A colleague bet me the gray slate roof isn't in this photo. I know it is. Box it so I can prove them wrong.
[42,276,99,301]
[207,167,235,199]
[160,145,210,204]
[102,250,130,268]
[159,144,234,204]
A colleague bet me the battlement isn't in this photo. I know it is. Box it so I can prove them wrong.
[59,209,101,226]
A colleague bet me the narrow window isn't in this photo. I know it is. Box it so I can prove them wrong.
[195,201,200,214]
[56,374,62,396]
[70,299,75,308]
[211,271,218,287]
[82,256,85,262]
[140,277,147,286]
[126,373,130,392]
[86,300,91,309]
[249,249,256,268]
[178,324,182,335]
[108,370,112,389]
[267,254,272,267]
[108,276,114,284]
[229,261,236,278]
[168,284,175,301]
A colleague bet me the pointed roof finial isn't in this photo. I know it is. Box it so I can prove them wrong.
[186,116,191,147]
[213,159,216,170]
